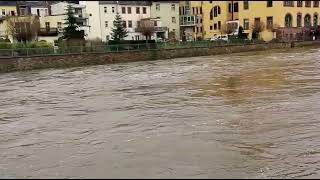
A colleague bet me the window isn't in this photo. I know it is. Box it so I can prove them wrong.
[210,1,213,3]
[128,7,131,14]
[11,11,15,16]
[218,21,221,29]
[234,2,238,12]
[267,16,273,29]
[154,20,157,26]
[104,7,107,13]
[37,9,40,16]
[105,21,108,28]
[297,1,303,7]
[305,1,311,7]
[45,22,50,30]
[243,19,249,30]
[244,1,249,9]
[200,19,203,23]
[196,27,199,33]
[20,8,26,16]
[284,13,292,27]
[172,17,176,23]
[283,1,294,7]
[210,26,213,30]
[200,27,203,32]
[123,21,127,28]
[136,7,140,14]
[106,35,110,41]
[313,14,318,26]
[171,4,175,11]
[45,9,48,15]
[214,23,217,30]
[137,21,140,27]
[297,13,302,27]
[122,7,126,14]
[228,3,232,12]
[128,20,132,28]
[57,22,62,28]
[2,9,5,15]
[112,7,115,13]
[267,1,273,7]
[143,7,147,14]
[314,1,319,7]
[135,35,140,40]
[156,3,160,11]
[304,14,311,27]
[200,7,202,14]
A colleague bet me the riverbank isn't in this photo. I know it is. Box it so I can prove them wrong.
[0,40,320,73]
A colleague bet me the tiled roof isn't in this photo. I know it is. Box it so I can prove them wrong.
[99,1,152,6]
[0,1,17,6]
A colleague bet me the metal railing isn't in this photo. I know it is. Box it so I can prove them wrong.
[0,39,278,58]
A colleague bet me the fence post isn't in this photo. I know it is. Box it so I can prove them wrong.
[26,48,28,57]
[11,49,14,57]
[117,45,119,52]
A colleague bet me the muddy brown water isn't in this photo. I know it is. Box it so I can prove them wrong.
[0,47,320,178]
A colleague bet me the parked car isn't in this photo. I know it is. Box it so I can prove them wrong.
[210,35,229,42]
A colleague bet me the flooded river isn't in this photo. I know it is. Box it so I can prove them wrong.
[0,47,320,178]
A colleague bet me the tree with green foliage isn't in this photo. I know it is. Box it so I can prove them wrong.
[111,13,128,41]
[63,5,84,40]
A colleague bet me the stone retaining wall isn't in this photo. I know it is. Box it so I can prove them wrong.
[0,41,317,73]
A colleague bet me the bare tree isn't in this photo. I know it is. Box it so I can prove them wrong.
[221,22,238,36]
[6,16,40,43]
[135,19,155,41]
[251,21,265,40]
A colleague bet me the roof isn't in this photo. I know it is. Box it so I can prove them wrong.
[18,1,48,8]
[0,1,17,6]
[99,1,152,6]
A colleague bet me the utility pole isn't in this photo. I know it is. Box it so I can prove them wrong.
[231,0,234,21]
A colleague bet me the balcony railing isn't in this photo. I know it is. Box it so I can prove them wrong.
[135,26,168,32]
[38,28,58,36]
[180,15,196,26]
[154,27,168,32]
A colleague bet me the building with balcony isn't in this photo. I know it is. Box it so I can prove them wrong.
[135,17,169,40]
[150,1,180,40]
[38,14,65,43]
[80,1,152,42]
[179,1,203,41]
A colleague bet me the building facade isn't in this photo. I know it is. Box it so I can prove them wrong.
[238,1,320,41]
[81,1,152,42]
[179,1,203,41]
[150,1,180,40]
[0,1,17,40]
[200,1,320,41]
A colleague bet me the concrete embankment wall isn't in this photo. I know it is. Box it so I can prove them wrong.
[0,41,319,73]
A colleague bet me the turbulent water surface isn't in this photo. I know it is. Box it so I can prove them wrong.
[0,47,320,178]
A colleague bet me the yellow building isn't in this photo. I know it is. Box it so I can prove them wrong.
[0,1,18,40]
[187,1,320,41]
[238,1,320,41]
[0,1,17,17]
[202,1,239,39]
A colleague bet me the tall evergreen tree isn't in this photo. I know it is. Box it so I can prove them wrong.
[63,5,84,40]
[111,13,128,41]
